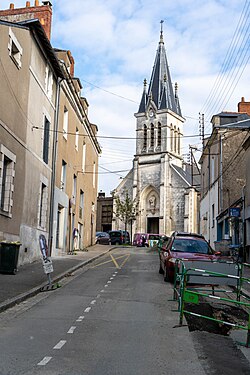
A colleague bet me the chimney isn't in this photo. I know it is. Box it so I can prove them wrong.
[68,50,75,77]
[238,97,250,116]
[0,1,53,40]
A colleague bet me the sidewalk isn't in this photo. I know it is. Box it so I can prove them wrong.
[0,244,114,313]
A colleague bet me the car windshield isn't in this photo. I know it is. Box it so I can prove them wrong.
[109,232,120,237]
[148,235,160,240]
[171,238,212,254]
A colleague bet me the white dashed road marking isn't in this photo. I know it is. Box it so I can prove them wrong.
[67,326,76,334]
[37,357,52,366]
[37,272,119,368]
[76,316,85,322]
[53,340,67,350]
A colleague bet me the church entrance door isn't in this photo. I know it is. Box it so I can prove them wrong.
[147,217,159,233]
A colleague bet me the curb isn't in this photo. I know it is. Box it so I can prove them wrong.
[0,247,114,313]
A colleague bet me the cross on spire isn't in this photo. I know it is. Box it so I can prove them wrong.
[160,20,164,43]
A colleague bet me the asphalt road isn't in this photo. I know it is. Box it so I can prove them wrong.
[0,247,249,375]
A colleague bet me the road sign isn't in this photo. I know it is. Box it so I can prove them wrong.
[42,257,53,274]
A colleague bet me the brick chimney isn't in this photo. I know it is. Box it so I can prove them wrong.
[238,97,250,116]
[0,1,53,40]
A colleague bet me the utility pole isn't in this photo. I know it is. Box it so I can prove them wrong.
[199,113,205,149]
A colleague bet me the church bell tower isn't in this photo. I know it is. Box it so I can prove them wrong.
[133,23,185,235]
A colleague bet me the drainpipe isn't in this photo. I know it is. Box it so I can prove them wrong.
[48,77,63,256]
[219,133,224,213]
[242,185,246,261]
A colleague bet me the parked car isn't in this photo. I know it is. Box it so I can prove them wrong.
[109,230,130,245]
[95,232,111,245]
[133,233,164,247]
[133,233,147,247]
[159,231,221,282]
[146,234,163,247]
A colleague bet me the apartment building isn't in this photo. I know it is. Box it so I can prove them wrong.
[0,1,101,262]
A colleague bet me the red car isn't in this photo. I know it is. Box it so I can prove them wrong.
[159,232,221,282]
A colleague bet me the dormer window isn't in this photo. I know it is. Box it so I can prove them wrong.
[8,28,22,69]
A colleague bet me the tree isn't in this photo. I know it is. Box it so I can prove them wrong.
[114,191,137,231]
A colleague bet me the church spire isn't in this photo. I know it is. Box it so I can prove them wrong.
[138,79,147,113]
[137,22,182,116]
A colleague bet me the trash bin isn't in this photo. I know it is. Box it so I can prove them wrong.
[0,242,21,274]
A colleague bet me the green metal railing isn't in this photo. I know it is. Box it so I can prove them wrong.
[177,266,250,347]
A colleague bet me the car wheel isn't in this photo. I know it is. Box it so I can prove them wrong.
[159,263,164,274]
[164,265,170,282]
[96,240,100,244]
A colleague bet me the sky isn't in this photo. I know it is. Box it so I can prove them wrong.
[2,0,249,195]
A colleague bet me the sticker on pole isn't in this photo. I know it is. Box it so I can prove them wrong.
[42,257,54,274]
[183,290,199,304]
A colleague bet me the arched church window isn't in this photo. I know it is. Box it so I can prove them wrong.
[143,124,147,150]
[174,126,177,153]
[157,123,161,147]
[150,123,154,148]
[170,124,173,151]
[177,128,181,154]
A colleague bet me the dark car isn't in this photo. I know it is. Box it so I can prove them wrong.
[95,232,111,245]
[159,231,221,282]
[109,230,130,245]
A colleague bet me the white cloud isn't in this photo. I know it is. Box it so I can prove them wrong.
[1,0,249,194]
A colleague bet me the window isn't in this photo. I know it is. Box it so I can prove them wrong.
[72,174,77,204]
[0,146,16,216]
[177,128,181,154]
[63,107,68,140]
[75,127,79,151]
[143,125,147,151]
[61,160,67,191]
[45,65,53,99]
[150,124,154,148]
[79,190,84,219]
[82,142,86,172]
[174,126,177,152]
[157,123,161,147]
[212,204,215,228]
[170,124,173,151]
[43,116,50,164]
[8,28,22,69]
[38,181,48,229]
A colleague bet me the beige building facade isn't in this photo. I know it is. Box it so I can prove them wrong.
[0,18,63,264]
[52,49,101,254]
[0,2,101,263]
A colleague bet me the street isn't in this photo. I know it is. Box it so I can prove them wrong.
[0,247,249,375]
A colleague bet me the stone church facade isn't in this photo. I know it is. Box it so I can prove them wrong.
[113,29,199,237]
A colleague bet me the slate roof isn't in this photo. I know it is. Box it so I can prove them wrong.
[138,31,182,117]
[171,163,201,191]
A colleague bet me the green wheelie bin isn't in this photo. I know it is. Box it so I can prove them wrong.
[0,242,21,274]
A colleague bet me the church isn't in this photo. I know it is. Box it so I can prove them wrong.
[113,28,199,237]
